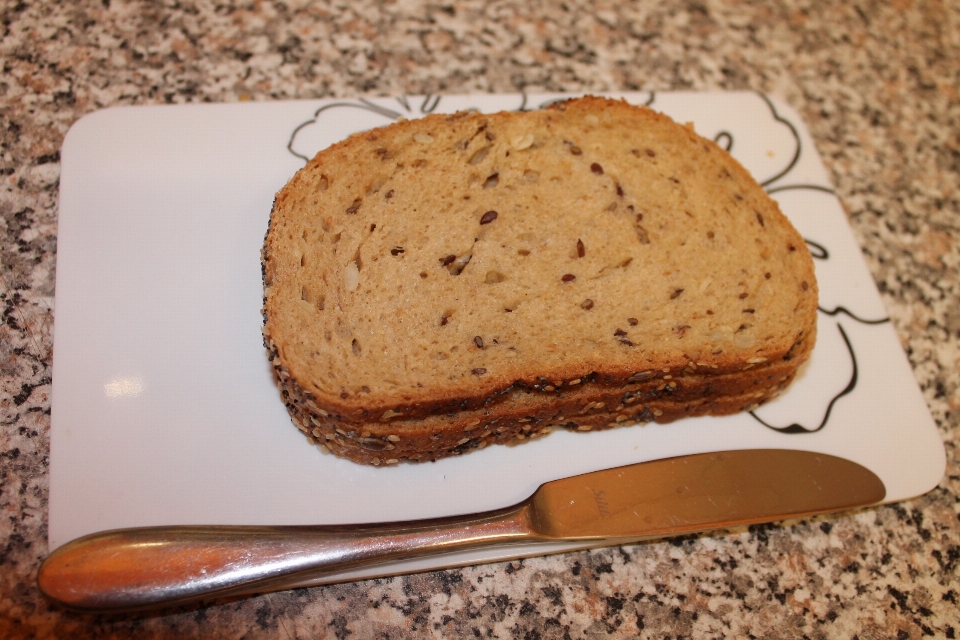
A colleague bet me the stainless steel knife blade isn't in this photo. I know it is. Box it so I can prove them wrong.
[38,449,884,612]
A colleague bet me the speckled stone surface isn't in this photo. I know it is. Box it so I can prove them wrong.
[2,0,959,637]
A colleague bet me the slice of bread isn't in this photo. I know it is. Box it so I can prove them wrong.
[262,96,817,465]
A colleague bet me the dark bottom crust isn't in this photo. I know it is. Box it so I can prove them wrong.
[285,369,797,465]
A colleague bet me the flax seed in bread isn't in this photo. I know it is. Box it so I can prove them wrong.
[262,96,818,465]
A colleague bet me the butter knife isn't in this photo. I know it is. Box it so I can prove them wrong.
[38,449,884,612]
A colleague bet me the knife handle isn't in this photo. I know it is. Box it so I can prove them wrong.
[38,503,537,612]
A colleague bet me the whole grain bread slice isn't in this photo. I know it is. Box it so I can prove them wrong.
[262,96,817,464]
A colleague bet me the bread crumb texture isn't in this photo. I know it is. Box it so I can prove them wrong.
[262,97,818,464]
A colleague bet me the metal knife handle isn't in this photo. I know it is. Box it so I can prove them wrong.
[38,502,537,612]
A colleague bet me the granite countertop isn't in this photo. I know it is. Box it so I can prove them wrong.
[2,1,958,637]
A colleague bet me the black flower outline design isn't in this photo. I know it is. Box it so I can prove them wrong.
[732,93,890,434]
[284,92,891,437]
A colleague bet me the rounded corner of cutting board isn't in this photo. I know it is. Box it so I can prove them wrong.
[62,106,133,155]
[882,427,947,505]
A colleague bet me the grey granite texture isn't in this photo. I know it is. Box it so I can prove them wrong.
[2,0,959,637]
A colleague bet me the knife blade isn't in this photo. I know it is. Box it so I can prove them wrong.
[38,449,884,612]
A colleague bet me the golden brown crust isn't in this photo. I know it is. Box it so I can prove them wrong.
[262,96,818,464]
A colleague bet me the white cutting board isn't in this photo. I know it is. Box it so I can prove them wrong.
[50,92,944,583]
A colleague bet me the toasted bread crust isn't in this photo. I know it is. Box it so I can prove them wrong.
[262,96,818,464]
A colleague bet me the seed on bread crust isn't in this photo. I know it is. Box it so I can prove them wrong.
[480,210,498,224]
